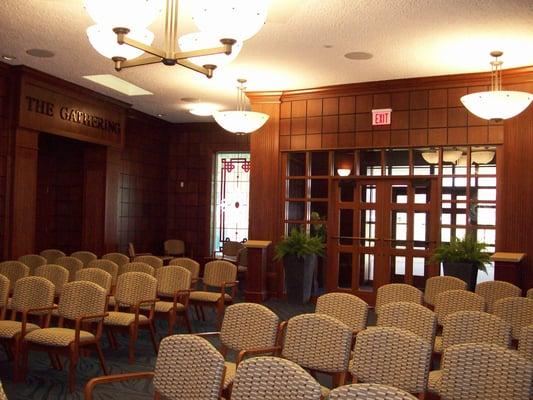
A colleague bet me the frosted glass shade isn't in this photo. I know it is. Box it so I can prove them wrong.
[87,25,154,60]
[337,168,351,176]
[443,150,463,163]
[421,151,439,164]
[191,0,270,41]
[213,110,269,135]
[178,32,242,67]
[461,90,532,121]
[471,151,495,164]
[84,0,164,29]
[189,103,219,116]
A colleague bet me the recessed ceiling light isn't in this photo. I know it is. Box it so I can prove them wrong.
[344,51,373,60]
[181,97,200,103]
[26,48,55,58]
[83,74,153,96]
[1,54,16,61]
[157,113,164,117]
[189,103,219,116]
[323,44,333,48]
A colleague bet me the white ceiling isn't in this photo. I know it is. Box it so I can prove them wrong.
[1,0,532,123]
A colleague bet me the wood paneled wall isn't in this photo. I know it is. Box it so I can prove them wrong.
[0,64,10,258]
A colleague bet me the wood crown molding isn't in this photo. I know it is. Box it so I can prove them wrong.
[246,91,283,104]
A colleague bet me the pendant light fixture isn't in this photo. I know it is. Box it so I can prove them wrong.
[213,79,269,135]
[461,51,532,122]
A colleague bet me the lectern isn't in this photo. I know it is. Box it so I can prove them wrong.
[491,252,526,289]
[243,240,271,302]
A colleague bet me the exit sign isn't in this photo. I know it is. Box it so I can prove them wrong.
[372,108,392,125]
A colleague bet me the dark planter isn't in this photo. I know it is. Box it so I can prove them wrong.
[283,254,317,304]
[443,262,478,291]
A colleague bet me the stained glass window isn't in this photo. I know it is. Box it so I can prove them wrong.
[211,152,250,254]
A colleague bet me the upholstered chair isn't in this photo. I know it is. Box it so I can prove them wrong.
[75,268,112,295]
[164,239,185,257]
[39,249,66,264]
[493,296,533,341]
[34,264,69,299]
[423,276,467,307]
[518,324,533,361]
[55,256,83,282]
[0,274,9,320]
[88,259,119,290]
[0,261,29,294]
[17,254,47,275]
[329,383,418,399]
[70,251,98,267]
[433,289,485,326]
[475,280,521,313]
[316,292,369,335]
[134,255,163,270]
[375,284,423,315]
[169,257,200,284]
[101,252,129,268]
[119,261,155,276]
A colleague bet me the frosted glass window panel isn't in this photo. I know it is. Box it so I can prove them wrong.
[441,212,451,225]
[477,229,496,245]
[475,165,497,175]
[392,185,408,204]
[359,254,374,290]
[359,151,382,176]
[442,193,452,201]
[473,204,496,226]
[455,228,466,239]
[457,203,467,209]
[477,262,495,283]
[414,212,428,249]
[361,185,377,203]
[442,177,453,187]
[475,177,497,186]
[414,186,430,204]
[456,213,467,226]
[393,256,406,276]
[361,209,376,247]
[476,189,496,201]
[454,177,467,187]
[413,257,426,276]
[441,228,451,242]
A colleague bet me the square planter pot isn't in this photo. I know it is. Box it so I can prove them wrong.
[283,254,317,304]
[443,261,478,291]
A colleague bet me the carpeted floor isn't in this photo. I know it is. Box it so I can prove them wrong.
[1,298,335,399]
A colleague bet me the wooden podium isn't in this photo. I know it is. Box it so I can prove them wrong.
[491,252,526,289]
[243,240,271,302]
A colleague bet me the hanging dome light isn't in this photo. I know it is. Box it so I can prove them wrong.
[84,0,165,29]
[191,0,271,41]
[213,79,269,135]
[461,51,532,122]
[471,150,495,164]
[178,32,242,67]
[87,25,154,60]
[443,150,463,163]
[421,151,439,164]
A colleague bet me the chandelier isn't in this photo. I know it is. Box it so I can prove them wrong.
[213,79,269,135]
[84,0,269,78]
[461,51,532,122]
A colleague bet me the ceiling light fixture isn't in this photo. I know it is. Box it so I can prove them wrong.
[84,0,269,78]
[189,103,219,116]
[421,151,439,164]
[213,79,269,135]
[461,51,532,122]
[1,55,16,61]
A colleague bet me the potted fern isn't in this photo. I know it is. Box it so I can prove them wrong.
[430,233,491,290]
[274,227,325,304]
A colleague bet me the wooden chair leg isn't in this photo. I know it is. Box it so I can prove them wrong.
[94,343,108,375]
[200,306,206,321]
[106,328,118,349]
[167,312,175,336]
[128,324,137,364]
[68,345,79,393]
[182,311,192,333]
[148,322,158,354]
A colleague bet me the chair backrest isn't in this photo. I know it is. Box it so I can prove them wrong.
[17,254,47,275]
[231,356,323,400]
[375,284,422,315]
[222,241,245,257]
[39,249,66,264]
[282,313,353,373]
[10,276,55,313]
[518,324,533,362]
[134,255,163,269]
[377,302,436,346]
[316,292,369,333]
[0,261,30,292]
[434,289,485,325]
[114,272,157,307]
[75,268,112,294]
[70,251,98,267]
[423,276,467,306]
[203,260,237,287]
[439,343,533,400]
[236,247,248,268]
[102,252,129,268]
[152,335,226,400]
[350,326,432,394]
[169,257,200,281]
[120,262,155,276]
[0,275,9,317]
[128,242,136,259]
[155,266,191,297]
[55,256,83,281]
[88,259,119,286]
[441,310,511,351]
[220,303,279,352]
[475,280,521,313]
[328,383,418,399]
[527,288,533,300]
[57,281,107,321]
[34,264,69,297]
[164,239,185,256]
[493,296,533,340]
[0,379,7,400]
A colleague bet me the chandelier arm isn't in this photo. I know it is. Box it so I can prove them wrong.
[115,56,163,71]
[118,35,166,59]
[176,59,214,78]
[174,45,233,61]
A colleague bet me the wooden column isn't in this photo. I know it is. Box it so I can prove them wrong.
[243,240,271,302]
[104,148,121,253]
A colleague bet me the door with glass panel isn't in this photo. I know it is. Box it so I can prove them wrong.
[328,178,439,304]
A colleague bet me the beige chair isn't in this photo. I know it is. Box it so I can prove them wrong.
[104,272,158,363]
[475,280,521,313]
[438,343,533,400]
[39,249,66,264]
[236,247,248,274]
[0,275,9,320]
[55,256,83,281]
[377,302,436,347]
[17,254,47,275]
[231,356,322,400]
[493,296,533,341]
[316,292,369,334]
[527,288,533,300]
[434,289,485,326]
[22,281,108,392]
[0,276,54,381]
[0,380,6,400]
[34,264,69,299]
[215,240,245,263]
[134,255,163,270]
[119,261,155,276]
[375,284,422,315]
[84,334,226,400]
[102,252,129,268]
[169,257,200,284]
[197,303,280,392]
[88,259,119,290]
[75,268,112,294]
[70,251,98,267]
[329,383,418,399]
[127,242,151,261]
[350,326,432,398]
[423,276,467,307]
[189,260,238,326]
[518,324,533,361]
[164,239,185,257]
[153,265,192,334]
[0,261,29,294]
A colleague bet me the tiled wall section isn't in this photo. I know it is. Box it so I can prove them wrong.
[279,86,504,150]
[0,65,10,258]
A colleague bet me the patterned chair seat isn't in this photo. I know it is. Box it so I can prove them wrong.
[25,327,95,346]
[434,336,443,353]
[189,291,232,303]
[321,386,331,397]
[140,301,185,313]
[105,311,149,326]
[0,321,40,338]
[427,370,443,394]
